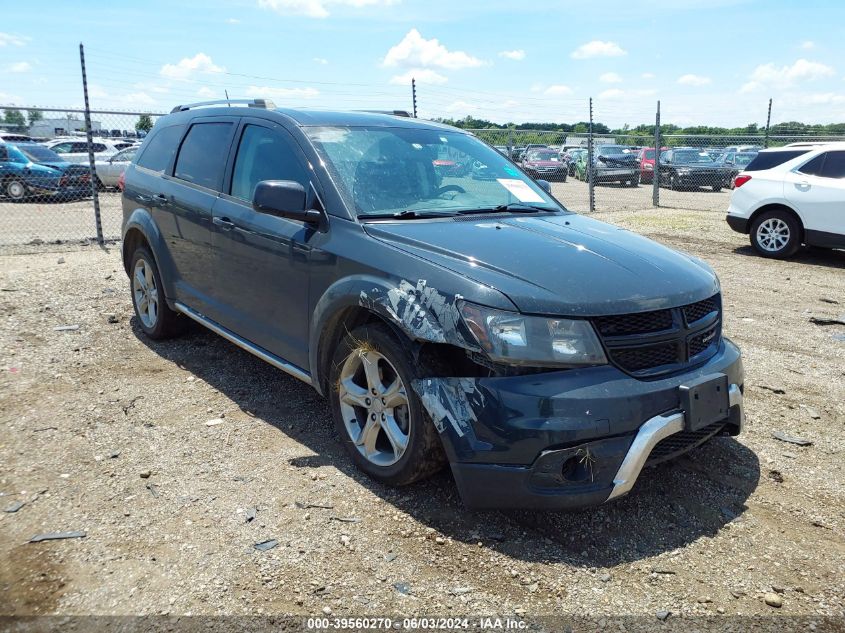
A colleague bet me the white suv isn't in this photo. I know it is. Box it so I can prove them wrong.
[726,142,845,258]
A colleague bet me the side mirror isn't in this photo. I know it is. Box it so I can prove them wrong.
[253,180,321,224]
[536,179,552,194]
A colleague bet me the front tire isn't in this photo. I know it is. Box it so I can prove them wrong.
[4,178,27,201]
[129,246,185,339]
[750,210,801,259]
[329,324,445,486]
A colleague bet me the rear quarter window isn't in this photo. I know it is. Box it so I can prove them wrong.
[744,150,809,171]
[136,124,186,174]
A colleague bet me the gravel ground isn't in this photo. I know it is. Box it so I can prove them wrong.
[1,207,843,629]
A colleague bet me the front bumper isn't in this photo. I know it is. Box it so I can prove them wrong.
[594,167,639,181]
[415,338,744,510]
[673,171,723,187]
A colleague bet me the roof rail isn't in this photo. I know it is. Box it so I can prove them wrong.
[358,109,413,118]
[170,98,277,113]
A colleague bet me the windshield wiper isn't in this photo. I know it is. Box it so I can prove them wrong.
[457,203,556,215]
[360,209,459,220]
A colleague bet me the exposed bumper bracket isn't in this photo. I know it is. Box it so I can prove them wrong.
[607,382,743,501]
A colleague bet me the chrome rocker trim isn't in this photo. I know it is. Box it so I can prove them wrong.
[174,302,312,386]
[607,382,743,501]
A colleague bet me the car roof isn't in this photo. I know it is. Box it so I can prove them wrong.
[161,105,463,133]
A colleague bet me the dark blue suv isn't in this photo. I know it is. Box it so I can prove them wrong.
[122,99,744,510]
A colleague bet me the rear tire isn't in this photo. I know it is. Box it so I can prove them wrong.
[129,246,185,339]
[750,209,801,259]
[329,323,446,486]
[712,184,722,192]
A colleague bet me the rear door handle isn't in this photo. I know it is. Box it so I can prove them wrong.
[213,216,235,230]
[153,193,169,203]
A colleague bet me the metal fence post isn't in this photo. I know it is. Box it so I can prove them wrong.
[79,43,103,245]
[587,98,595,213]
[653,100,661,208]
[507,127,513,160]
[764,98,772,149]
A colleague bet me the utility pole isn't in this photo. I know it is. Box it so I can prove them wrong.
[587,98,595,213]
[79,43,103,245]
[411,78,417,118]
[764,98,773,148]
[653,100,661,208]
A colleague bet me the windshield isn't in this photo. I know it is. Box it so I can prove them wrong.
[526,150,559,161]
[306,126,562,218]
[675,150,714,163]
[598,146,631,156]
[18,144,62,162]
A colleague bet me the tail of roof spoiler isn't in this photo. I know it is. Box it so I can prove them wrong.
[357,110,412,118]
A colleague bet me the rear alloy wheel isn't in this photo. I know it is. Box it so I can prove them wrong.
[5,179,26,201]
[330,324,445,486]
[129,246,185,339]
[750,210,801,259]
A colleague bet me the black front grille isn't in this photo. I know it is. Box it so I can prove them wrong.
[689,324,719,358]
[593,294,722,377]
[594,308,673,336]
[646,421,725,465]
[610,343,679,372]
[683,296,718,325]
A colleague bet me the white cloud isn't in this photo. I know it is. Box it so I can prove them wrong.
[741,58,835,93]
[599,72,622,84]
[543,84,573,95]
[245,85,320,100]
[5,62,31,73]
[800,40,815,50]
[498,49,525,61]
[0,32,28,47]
[161,53,225,80]
[383,29,483,70]
[313,57,329,64]
[197,87,216,97]
[570,40,626,59]
[641,72,655,79]
[598,88,625,99]
[677,73,711,86]
[389,69,447,85]
[0,91,22,103]
[227,18,241,24]
[258,0,395,18]
[444,100,480,114]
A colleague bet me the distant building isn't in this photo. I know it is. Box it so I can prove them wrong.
[28,117,102,138]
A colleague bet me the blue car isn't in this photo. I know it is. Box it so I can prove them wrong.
[0,142,91,201]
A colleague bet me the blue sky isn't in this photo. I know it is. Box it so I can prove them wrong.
[1,0,843,127]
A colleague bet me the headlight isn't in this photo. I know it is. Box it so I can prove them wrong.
[459,302,608,367]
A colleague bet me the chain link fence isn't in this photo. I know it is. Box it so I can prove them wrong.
[3,101,845,250]
[0,107,164,249]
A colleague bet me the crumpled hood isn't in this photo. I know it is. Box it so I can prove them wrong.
[525,160,564,167]
[363,213,719,316]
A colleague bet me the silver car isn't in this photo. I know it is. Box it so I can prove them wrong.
[93,146,138,188]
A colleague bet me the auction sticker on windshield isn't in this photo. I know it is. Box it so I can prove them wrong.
[496,178,544,203]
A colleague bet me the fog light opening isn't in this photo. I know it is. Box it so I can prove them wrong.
[561,448,595,483]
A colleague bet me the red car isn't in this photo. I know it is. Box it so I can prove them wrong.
[637,147,667,184]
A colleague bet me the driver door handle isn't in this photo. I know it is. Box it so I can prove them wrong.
[213,216,235,230]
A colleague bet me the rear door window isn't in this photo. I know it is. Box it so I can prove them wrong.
[745,150,809,171]
[819,151,845,178]
[136,124,185,174]
[174,122,233,190]
[797,154,826,176]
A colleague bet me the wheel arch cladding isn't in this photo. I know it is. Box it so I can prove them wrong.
[309,276,480,396]
[122,208,177,300]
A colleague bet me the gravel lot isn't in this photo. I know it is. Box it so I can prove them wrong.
[1,206,843,629]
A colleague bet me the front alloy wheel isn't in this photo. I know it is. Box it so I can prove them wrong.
[329,323,445,486]
[337,349,410,467]
[5,179,26,201]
